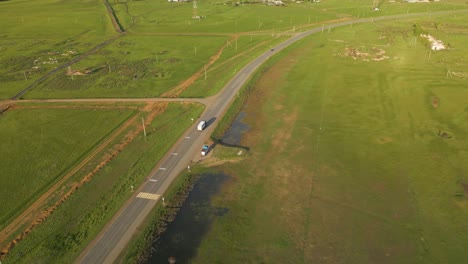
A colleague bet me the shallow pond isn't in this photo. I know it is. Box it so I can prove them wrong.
[145,172,230,264]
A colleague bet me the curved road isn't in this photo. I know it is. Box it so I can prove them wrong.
[76,9,468,263]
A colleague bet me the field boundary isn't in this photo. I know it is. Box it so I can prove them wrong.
[102,0,124,33]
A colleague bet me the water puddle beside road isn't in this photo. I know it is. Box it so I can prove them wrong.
[145,172,230,264]
[221,111,250,145]
[144,110,249,263]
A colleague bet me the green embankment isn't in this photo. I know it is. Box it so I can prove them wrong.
[190,15,468,264]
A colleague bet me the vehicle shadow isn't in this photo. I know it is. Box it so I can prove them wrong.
[205,117,216,128]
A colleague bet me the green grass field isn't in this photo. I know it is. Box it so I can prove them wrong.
[24,34,229,98]
[0,0,116,99]
[0,107,136,229]
[112,0,337,33]
[189,14,468,264]
[2,0,468,263]
[180,34,289,97]
[112,0,468,33]
[4,102,204,263]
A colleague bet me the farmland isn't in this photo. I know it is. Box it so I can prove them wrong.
[188,13,468,264]
[3,102,204,263]
[1,0,468,263]
[0,0,116,99]
[0,107,136,229]
[24,35,229,98]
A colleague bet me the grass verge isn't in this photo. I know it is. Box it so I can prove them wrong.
[3,103,204,263]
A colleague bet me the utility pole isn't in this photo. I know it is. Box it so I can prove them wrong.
[446,68,453,79]
[142,117,147,138]
[192,0,198,19]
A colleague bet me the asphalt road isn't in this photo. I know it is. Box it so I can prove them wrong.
[76,9,468,264]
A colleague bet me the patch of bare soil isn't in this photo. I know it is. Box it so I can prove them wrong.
[340,46,389,62]
[431,96,440,109]
[450,71,468,79]
[461,182,468,196]
[271,108,298,153]
[241,42,305,149]
[377,137,392,144]
[11,105,139,110]
[0,102,167,258]
[207,38,275,73]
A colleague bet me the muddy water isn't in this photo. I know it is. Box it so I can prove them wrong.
[221,111,250,145]
[145,173,230,264]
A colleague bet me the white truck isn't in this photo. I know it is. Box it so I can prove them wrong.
[197,120,206,131]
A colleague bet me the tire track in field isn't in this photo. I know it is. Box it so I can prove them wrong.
[0,103,167,257]
[206,37,277,74]
[10,0,125,102]
[11,33,125,101]
[160,32,279,98]
[160,35,239,98]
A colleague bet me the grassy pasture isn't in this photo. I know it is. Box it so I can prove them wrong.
[0,107,136,229]
[319,0,468,18]
[112,0,338,33]
[23,34,229,98]
[111,0,468,34]
[4,102,204,263]
[190,15,468,264]
[0,0,114,38]
[0,0,116,99]
[180,34,289,97]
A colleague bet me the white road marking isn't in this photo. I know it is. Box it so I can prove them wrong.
[172,153,178,156]
[136,192,161,200]
[185,136,190,139]
[159,168,166,171]
[149,179,158,182]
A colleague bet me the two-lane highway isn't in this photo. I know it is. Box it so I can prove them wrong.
[77,9,468,263]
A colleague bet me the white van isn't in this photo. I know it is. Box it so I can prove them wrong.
[197,121,206,131]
